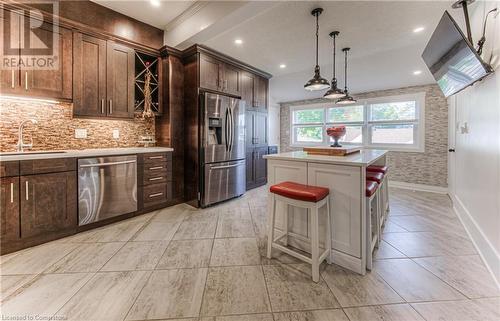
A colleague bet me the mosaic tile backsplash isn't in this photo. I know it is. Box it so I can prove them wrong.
[0,98,155,152]
[279,84,449,188]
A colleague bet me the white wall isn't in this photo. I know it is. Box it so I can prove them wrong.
[449,1,500,285]
[268,81,280,149]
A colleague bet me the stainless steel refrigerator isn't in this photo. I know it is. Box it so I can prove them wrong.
[200,93,246,207]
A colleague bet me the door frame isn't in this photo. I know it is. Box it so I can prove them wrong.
[447,95,457,198]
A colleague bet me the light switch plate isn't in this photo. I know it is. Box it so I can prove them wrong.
[75,128,87,139]
[112,129,120,139]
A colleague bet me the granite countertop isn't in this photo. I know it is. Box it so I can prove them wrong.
[0,147,174,161]
[263,149,388,166]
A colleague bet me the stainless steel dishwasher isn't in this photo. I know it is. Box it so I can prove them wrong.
[78,155,137,226]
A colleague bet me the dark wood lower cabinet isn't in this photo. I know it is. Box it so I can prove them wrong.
[138,152,173,211]
[0,152,175,254]
[20,172,77,239]
[1,177,20,243]
[254,146,268,186]
[246,146,268,190]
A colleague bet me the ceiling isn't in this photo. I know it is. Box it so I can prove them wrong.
[92,0,469,103]
[91,0,196,29]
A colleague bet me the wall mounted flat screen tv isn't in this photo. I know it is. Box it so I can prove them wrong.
[422,11,493,97]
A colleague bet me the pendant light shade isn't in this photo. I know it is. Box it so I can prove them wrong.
[304,8,330,91]
[324,31,345,99]
[337,47,357,105]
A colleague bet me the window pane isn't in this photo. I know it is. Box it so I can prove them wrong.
[370,101,416,121]
[328,125,363,143]
[327,105,364,122]
[294,126,323,143]
[371,124,414,144]
[293,109,324,124]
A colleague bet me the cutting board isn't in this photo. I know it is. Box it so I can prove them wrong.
[303,146,361,156]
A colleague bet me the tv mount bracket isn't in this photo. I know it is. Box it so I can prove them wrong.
[452,0,498,56]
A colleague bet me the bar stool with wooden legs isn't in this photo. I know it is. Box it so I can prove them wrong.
[267,181,331,282]
[365,180,380,270]
[367,165,389,225]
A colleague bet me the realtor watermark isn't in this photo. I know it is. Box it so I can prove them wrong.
[1,314,67,320]
[1,1,59,70]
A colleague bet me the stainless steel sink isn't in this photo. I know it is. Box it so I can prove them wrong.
[0,151,67,156]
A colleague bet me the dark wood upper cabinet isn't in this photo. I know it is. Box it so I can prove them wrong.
[20,172,76,239]
[0,9,20,96]
[21,19,73,100]
[199,54,221,92]
[106,41,134,118]
[73,33,107,117]
[221,62,240,96]
[240,72,267,111]
[73,34,134,119]
[254,75,268,110]
[240,72,254,109]
[199,53,241,96]
[1,9,72,100]
[1,177,20,243]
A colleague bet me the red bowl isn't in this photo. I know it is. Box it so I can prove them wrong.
[326,126,346,137]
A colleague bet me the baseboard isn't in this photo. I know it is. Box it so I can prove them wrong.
[389,180,448,194]
[450,193,500,289]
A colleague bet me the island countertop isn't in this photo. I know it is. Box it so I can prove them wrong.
[0,147,174,162]
[263,149,388,167]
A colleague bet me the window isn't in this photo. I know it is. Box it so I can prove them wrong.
[290,93,425,151]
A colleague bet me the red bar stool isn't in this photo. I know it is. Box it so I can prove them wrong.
[365,180,380,271]
[267,181,331,282]
[367,165,390,227]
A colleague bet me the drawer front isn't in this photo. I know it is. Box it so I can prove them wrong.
[20,158,76,175]
[144,162,169,173]
[143,170,169,185]
[143,183,168,208]
[0,161,20,177]
[140,152,172,165]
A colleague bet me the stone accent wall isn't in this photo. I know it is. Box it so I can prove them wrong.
[280,84,448,187]
[0,98,155,152]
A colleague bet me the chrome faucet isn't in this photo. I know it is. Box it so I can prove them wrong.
[17,119,38,152]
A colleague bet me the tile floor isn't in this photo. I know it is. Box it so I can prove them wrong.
[1,187,499,321]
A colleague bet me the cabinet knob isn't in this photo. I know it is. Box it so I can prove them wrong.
[10,182,14,203]
[24,72,28,91]
[11,70,15,89]
[25,181,29,201]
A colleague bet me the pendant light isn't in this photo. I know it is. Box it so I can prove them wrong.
[304,8,330,91]
[337,47,357,105]
[324,31,345,99]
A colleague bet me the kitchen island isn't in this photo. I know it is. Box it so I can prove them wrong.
[263,149,388,274]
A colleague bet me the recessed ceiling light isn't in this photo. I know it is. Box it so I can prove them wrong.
[413,70,422,75]
[413,27,425,33]
[150,0,160,7]
[234,39,243,45]
[279,64,286,69]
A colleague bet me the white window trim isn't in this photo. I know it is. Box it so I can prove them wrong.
[290,92,426,152]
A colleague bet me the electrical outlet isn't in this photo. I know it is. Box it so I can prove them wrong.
[75,129,87,139]
[112,129,120,139]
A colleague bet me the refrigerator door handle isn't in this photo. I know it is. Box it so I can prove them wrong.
[224,107,229,151]
[228,107,234,152]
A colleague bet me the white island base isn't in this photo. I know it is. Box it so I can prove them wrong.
[263,149,388,275]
